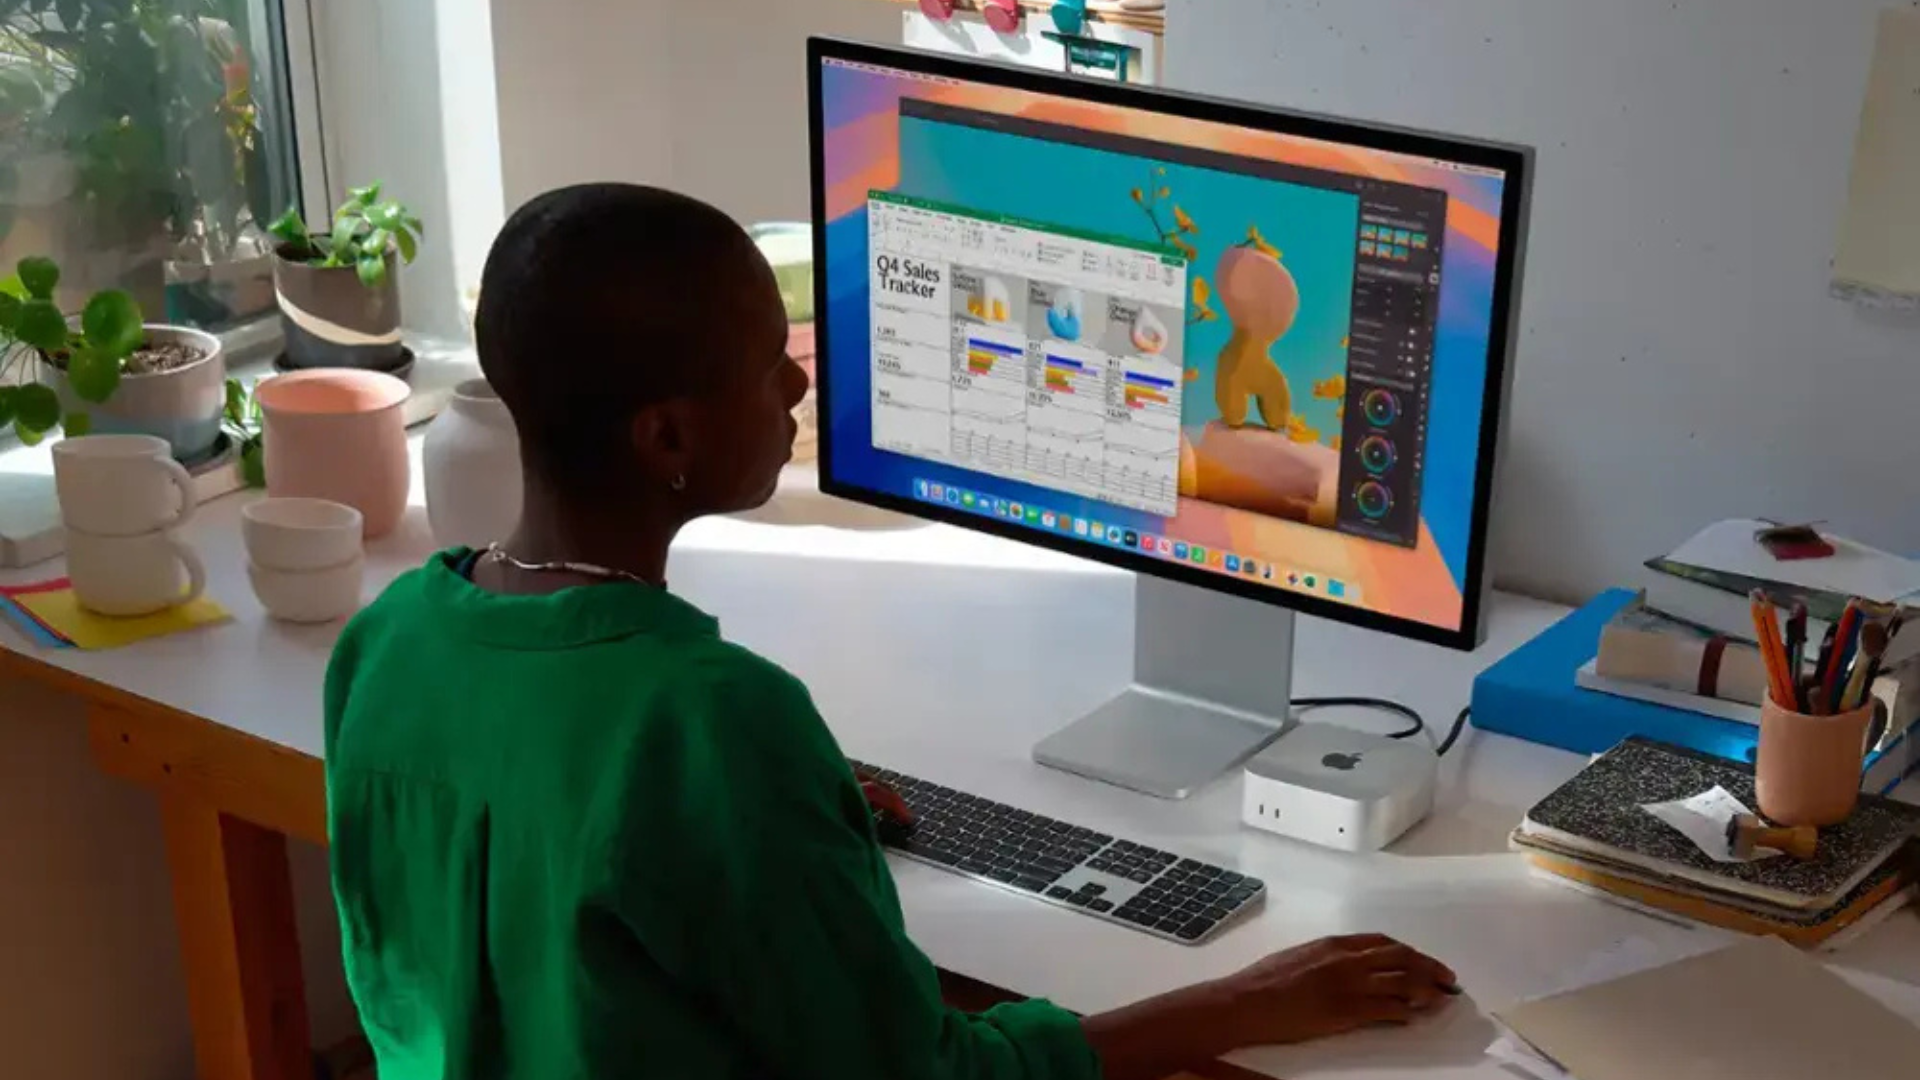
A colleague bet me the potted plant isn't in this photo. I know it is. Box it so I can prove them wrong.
[268,183,422,371]
[0,255,223,460]
[3,1,279,317]
[221,375,264,487]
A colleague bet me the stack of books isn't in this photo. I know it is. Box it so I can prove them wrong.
[1513,739,1920,947]
[1577,519,1920,791]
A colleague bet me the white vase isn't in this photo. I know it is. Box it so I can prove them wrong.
[422,379,522,549]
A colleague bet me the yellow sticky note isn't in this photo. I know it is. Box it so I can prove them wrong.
[17,588,231,650]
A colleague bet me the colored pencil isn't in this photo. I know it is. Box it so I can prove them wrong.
[1821,601,1863,715]
[1749,592,1795,709]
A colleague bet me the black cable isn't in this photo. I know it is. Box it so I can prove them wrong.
[1436,706,1472,757]
[1291,696,1424,741]
[1290,698,1475,757]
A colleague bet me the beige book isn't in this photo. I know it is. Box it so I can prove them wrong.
[1495,936,1920,1080]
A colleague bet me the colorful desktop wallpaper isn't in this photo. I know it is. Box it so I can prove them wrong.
[818,61,1510,632]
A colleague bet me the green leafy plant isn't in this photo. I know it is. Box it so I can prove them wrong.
[0,254,144,443]
[3,0,273,255]
[269,182,422,288]
[222,375,263,487]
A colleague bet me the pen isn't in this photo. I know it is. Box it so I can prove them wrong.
[1810,622,1839,712]
[1821,601,1863,715]
[1786,604,1808,712]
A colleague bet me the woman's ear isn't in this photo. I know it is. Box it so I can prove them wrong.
[628,400,698,492]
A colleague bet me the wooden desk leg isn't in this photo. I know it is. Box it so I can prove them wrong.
[160,792,313,1080]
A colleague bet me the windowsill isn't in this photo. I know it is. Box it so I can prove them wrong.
[0,335,480,568]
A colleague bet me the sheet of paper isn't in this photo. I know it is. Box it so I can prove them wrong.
[1485,1034,1571,1079]
[1639,785,1778,863]
[14,587,230,650]
[1496,936,1920,1080]
[1835,9,1920,300]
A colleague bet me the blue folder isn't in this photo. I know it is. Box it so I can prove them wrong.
[1471,589,1910,779]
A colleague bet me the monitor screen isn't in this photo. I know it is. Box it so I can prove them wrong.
[808,42,1529,648]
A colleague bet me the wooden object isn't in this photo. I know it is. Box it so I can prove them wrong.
[1727,813,1818,861]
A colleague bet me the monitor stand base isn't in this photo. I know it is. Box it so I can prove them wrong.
[1033,575,1298,800]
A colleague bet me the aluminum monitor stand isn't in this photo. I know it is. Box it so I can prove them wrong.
[1033,574,1297,799]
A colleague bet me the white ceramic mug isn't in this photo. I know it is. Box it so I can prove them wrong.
[242,498,364,572]
[53,434,196,537]
[66,530,207,617]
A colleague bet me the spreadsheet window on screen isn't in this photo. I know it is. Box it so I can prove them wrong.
[816,56,1519,638]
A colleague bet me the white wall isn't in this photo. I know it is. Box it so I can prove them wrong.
[490,0,896,221]
[314,0,505,338]
[0,678,356,1080]
[1168,0,1920,603]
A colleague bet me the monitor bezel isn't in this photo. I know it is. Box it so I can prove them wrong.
[806,37,1532,652]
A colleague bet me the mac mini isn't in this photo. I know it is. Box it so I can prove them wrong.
[1240,725,1437,852]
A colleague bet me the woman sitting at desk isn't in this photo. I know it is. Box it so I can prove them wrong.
[322,183,1459,1080]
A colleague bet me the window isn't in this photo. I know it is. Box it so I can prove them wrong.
[0,0,307,335]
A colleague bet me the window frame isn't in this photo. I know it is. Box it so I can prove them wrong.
[0,0,335,445]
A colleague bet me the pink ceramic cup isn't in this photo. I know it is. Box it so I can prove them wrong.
[1754,696,1877,827]
[256,370,411,539]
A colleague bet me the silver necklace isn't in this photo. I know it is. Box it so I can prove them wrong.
[483,544,658,587]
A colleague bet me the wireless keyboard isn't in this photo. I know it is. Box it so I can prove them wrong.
[851,761,1266,945]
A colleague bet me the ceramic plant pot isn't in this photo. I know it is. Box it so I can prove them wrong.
[422,378,523,548]
[256,369,412,539]
[43,324,225,463]
[272,243,406,371]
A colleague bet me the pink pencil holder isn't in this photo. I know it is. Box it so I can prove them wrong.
[256,370,412,540]
[1754,696,1879,827]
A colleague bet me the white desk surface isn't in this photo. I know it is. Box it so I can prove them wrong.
[5,465,1918,1079]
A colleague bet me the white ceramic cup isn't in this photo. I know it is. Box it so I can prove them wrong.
[66,530,207,617]
[53,434,196,537]
[242,498,364,572]
[247,555,365,624]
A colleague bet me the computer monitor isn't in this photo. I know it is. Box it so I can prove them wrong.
[807,39,1532,798]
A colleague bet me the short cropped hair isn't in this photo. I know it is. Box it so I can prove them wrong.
[475,183,759,492]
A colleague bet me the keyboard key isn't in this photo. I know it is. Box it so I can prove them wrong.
[1180,899,1207,914]
[1205,905,1232,921]
[1068,892,1094,908]
[1177,859,1202,871]
[1219,871,1244,886]
[1145,903,1172,919]
[989,868,1019,884]
[1088,898,1114,913]
[1090,834,1113,846]
[1113,840,1136,853]
[1201,880,1229,898]
[1140,887,1167,903]
[1122,908,1156,926]
[1129,870,1154,884]
[959,859,990,875]
[1155,917,1185,933]
[1082,883,1106,896]
[1047,886,1074,900]
[1177,918,1214,941]
[1014,876,1049,893]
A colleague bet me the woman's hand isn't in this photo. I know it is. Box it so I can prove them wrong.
[1083,933,1460,1080]
[1216,933,1459,1046]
